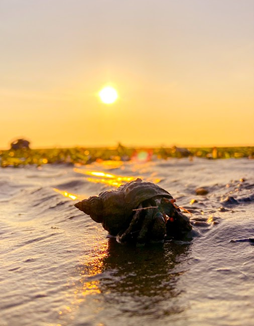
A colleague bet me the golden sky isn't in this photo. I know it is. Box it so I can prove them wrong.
[0,0,254,148]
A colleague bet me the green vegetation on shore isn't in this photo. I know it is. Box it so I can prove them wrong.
[0,145,253,168]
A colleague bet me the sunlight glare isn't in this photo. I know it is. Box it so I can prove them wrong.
[99,86,118,104]
[53,188,79,200]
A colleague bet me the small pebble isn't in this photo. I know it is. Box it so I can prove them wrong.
[195,187,209,195]
[222,196,238,205]
[207,215,220,224]
[218,207,228,212]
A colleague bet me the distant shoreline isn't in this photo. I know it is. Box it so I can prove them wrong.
[0,146,253,167]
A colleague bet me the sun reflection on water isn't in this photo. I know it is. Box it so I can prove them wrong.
[74,168,139,187]
[74,168,161,187]
[78,242,108,298]
[53,188,79,200]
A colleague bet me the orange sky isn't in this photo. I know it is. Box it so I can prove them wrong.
[0,0,254,149]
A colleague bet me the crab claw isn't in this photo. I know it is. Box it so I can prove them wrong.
[166,210,192,239]
[159,198,192,239]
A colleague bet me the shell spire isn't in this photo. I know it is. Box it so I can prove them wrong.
[75,196,103,223]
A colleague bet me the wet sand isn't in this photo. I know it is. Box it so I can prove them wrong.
[1,158,254,326]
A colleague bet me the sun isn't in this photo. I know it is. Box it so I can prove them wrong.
[99,86,118,104]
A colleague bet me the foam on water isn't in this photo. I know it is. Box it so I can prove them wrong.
[0,158,254,326]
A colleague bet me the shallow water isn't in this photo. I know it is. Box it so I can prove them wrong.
[1,158,254,326]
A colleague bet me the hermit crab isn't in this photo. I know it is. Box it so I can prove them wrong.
[75,178,192,244]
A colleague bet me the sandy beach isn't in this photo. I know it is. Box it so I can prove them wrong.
[1,157,254,326]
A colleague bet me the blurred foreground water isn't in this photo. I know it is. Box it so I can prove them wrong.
[0,158,254,326]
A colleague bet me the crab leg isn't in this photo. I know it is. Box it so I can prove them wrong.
[137,211,166,244]
[133,206,158,211]
[136,207,157,244]
[117,204,143,243]
[136,198,166,244]
[159,199,192,239]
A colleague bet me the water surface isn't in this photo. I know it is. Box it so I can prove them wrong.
[1,158,254,326]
